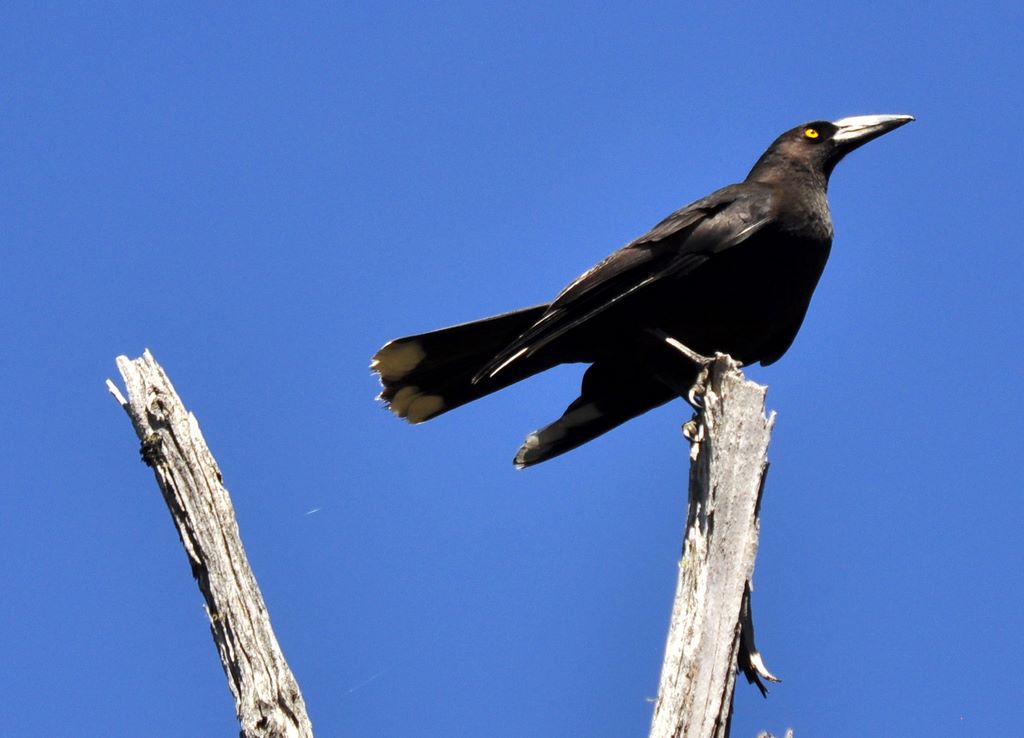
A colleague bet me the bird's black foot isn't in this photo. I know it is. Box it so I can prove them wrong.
[686,362,711,411]
[677,348,743,410]
[656,333,717,409]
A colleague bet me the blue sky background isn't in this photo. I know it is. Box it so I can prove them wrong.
[2,3,1022,737]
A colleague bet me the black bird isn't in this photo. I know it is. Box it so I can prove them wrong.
[372,114,913,467]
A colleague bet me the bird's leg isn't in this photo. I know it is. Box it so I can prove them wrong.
[638,329,718,446]
[643,329,717,409]
[687,360,711,411]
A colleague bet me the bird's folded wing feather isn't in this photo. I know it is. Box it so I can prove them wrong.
[474,184,776,382]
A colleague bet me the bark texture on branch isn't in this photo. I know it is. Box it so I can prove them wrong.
[107,350,314,738]
[649,355,776,738]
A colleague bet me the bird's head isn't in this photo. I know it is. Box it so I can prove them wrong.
[747,114,914,185]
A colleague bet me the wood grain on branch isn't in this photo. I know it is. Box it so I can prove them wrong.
[649,355,777,738]
[108,350,314,738]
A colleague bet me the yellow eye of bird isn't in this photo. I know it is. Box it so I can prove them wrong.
[804,127,820,139]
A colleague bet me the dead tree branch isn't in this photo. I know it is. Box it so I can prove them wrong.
[649,355,778,738]
[107,350,313,738]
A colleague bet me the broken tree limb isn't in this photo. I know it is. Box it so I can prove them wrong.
[649,355,778,738]
[107,350,314,738]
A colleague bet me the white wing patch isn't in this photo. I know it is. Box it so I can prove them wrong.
[513,402,603,468]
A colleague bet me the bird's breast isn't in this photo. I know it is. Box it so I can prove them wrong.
[775,187,833,242]
[638,227,832,364]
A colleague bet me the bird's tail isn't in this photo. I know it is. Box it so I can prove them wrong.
[372,304,552,424]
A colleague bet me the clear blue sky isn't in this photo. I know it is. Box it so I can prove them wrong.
[2,3,1022,737]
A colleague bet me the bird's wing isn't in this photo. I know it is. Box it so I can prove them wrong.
[475,183,776,381]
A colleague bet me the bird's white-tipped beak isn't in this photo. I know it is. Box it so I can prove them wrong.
[832,114,915,143]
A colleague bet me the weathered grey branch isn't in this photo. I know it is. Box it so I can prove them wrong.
[107,350,314,738]
[649,355,777,738]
